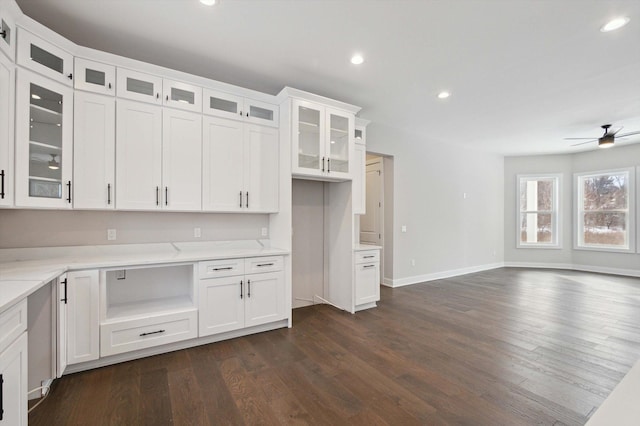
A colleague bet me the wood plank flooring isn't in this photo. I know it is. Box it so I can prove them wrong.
[29,268,640,425]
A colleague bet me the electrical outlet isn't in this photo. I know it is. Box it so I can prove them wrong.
[261,227,268,237]
[194,227,201,238]
[107,229,116,241]
[401,225,407,233]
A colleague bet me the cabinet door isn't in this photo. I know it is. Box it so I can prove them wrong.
[115,99,162,210]
[198,276,245,336]
[244,124,279,212]
[116,68,162,105]
[73,92,115,209]
[355,262,380,306]
[292,99,325,177]
[326,107,353,179]
[244,99,279,128]
[163,79,202,113]
[57,274,67,377]
[67,270,99,365]
[202,116,244,212]
[0,6,16,61]
[202,89,243,121]
[0,53,14,207]
[74,58,115,96]
[162,108,202,211]
[15,69,73,208]
[244,271,285,328]
[16,28,73,86]
[0,332,27,426]
[353,142,366,214]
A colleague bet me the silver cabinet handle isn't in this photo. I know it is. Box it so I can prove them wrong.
[140,330,165,337]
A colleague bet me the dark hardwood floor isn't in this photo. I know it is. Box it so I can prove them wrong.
[29,268,640,425]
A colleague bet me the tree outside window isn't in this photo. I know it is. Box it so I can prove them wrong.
[518,175,560,248]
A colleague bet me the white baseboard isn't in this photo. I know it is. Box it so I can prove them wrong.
[387,262,504,288]
[385,261,640,289]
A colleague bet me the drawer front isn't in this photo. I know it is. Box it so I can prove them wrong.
[199,258,245,279]
[100,310,197,357]
[0,298,27,353]
[355,250,380,264]
[244,256,283,275]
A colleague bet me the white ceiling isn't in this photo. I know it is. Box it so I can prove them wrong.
[15,0,640,156]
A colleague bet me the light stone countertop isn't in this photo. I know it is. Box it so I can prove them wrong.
[0,240,288,314]
[354,244,382,251]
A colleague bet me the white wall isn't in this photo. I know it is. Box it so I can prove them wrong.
[504,143,640,275]
[0,210,268,248]
[367,122,505,286]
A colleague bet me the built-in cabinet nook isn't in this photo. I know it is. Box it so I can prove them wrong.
[0,0,380,422]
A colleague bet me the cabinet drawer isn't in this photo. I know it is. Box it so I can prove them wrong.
[199,258,244,279]
[355,250,380,264]
[100,310,197,357]
[244,256,283,274]
[0,298,27,353]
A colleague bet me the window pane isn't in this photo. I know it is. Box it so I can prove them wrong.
[520,213,553,243]
[520,179,553,211]
[582,174,627,211]
[582,212,627,246]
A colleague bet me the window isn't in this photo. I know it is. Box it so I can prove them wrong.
[575,168,635,252]
[517,174,561,248]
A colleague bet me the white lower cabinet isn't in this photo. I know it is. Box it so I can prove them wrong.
[199,256,285,337]
[0,300,28,426]
[354,249,380,310]
[65,270,100,366]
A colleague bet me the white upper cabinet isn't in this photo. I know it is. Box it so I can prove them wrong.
[73,91,115,209]
[17,28,74,86]
[116,67,162,105]
[353,120,368,215]
[74,57,115,96]
[0,52,14,207]
[0,4,16,61]
[292,99,354,181]
[162,108,202,211]
[15,69,73,208]
[203,88,279,128]
[115,99,162,210]
[202,116,278,213]
[163,78,202,113]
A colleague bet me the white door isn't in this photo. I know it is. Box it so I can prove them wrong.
[245,271,285,327]
[355,263,380,305]
[116,68,162,104]
[244,124,279,212]
[0,333,28,426]
[73,91,115,209]
[115,99,162,210]
[202,116,244,211]
[163,79,202,113]
[162,108,202,211]
[15,69,73,208]
[17,29,73,86]
[74,58,116,96]
[198,276,245,336]
[360,159,383,246]
[56,274,67,377]
[0,53,14,207]
[66,271,100,365]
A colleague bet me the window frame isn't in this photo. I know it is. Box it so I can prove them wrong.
[516,173,562,249]
[574,167,636,253]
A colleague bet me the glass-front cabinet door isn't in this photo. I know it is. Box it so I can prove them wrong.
[163,79,202,113]
[0,7,16,61]
[74,57,115,96]
[15,69,73,208]
[17,28,74,86]
[116,67,163,105]
[326,108,353,178]
[292,99,325,177]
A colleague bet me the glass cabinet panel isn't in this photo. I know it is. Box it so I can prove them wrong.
[30,44,63,74]
[297,105,322,171]
[1,19,11,51]
[355,128,363,141]
[249,105,273,121]
[74,58,115,95]
[328,113,349,173]
[209,96,238,114]
[28,82,63,198]
[85,68,105,87]
[170,87,195,105]
[127,77,154,96]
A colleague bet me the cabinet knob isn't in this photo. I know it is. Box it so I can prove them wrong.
[67,73,73,80]
[0,30,6,39]
[108,82,112,89]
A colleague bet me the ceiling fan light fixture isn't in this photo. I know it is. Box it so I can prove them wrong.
[437,91,450,99]
[598,136,615,148]
[350,54,364,65]
[199,0,217,6]
[600,16,630,32]
[48,155,60,170]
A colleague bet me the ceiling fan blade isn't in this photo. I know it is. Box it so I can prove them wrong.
[616,130,640,138]
[571,140,597,146]
[564,137,597,140]
[610,126,624,135]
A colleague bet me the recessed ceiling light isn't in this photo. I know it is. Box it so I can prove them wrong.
[437,91,450,99]
[350,54,364,65]
[600,16,630,32]
[200,0,217,5]
[31,94,41,100]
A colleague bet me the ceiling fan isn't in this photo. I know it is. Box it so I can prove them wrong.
[565,124,640,149]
